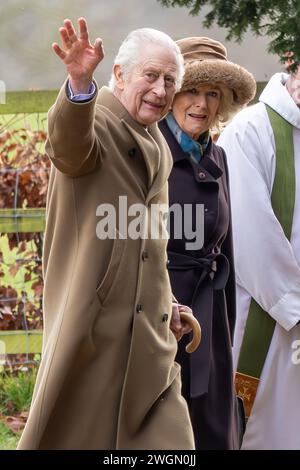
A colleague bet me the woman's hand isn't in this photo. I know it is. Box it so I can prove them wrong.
[52,17,104,94]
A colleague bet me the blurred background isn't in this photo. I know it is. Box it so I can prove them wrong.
[1,0,282,91]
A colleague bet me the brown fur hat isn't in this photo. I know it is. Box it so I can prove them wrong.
[176,37,256,106]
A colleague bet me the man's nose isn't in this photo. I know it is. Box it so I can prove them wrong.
[153,76,167,97]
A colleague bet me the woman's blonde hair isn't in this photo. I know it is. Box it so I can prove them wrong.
[211,83,243,134]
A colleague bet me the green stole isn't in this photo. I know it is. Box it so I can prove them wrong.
[235,105,295,418]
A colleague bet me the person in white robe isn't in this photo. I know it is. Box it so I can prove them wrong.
[218,68,300,450]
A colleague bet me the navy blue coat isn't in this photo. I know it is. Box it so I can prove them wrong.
[159,119,241,450]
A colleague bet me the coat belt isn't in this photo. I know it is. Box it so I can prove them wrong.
[168,250,230,397]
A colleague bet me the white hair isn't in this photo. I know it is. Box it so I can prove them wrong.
[108,28,184,92]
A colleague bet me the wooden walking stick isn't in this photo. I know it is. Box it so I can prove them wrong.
[179,311,201,353]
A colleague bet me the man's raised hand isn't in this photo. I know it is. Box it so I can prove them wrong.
[52,17,104,94]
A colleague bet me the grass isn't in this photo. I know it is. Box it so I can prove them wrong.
[0,369,37,415]
[0,91,57,116]
[0,368,37,450]
[0,421,20,450]
[0,112,48,132]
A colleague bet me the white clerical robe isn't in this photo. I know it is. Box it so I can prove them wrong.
[218,73,300,450]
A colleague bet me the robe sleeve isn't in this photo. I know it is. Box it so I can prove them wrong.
[218,105,300,331]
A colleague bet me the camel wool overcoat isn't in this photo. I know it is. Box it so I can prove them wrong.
[17,83,194,450]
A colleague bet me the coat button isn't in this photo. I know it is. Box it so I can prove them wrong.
[198,171,206,179]
[142,251,149,261]
[166,259,170,268]
[136,303,143,313]
[128,148,136,157]
[162,313,169,322]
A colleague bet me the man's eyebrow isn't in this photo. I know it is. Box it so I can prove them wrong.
[142,66,159,71]
[145,68,176,76]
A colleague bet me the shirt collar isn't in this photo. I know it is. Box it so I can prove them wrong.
[259,73,300,129]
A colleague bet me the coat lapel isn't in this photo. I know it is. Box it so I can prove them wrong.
[121,120,159,189]
[121,119,172,204]
[146,123,172,203]
[97,87,172,202]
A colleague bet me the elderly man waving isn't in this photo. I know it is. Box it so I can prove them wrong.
[17,18,196,450]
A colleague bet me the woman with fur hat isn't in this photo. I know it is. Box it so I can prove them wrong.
[159,36,256,449]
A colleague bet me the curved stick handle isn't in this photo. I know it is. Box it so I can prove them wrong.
[179,311,201,353]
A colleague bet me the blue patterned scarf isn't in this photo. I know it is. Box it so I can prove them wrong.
[165,112,210,163]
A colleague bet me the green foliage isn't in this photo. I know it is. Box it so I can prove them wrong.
[0,368,37,415]
[0,421,20,450]
[0,368,38,449]
[158,0,300,69]
[0,121,48,338]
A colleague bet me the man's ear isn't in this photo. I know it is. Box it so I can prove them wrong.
[114,64,125,90]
